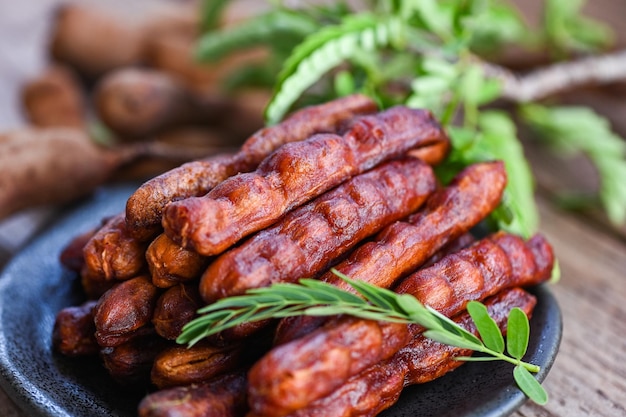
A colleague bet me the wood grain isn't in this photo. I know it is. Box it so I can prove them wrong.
[513,197,626,417]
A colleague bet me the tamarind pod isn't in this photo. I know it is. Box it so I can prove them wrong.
[95,68,255,139]
[406,139,450,166]
[272,162,504,345]
[151,342,245,389]
[52,301,99,357]
[95,68,197,138]
[49,4,145,78]
[249,318,410,417]
[59,226,98,273]
[237,94,378,169]
[20,64,85,128]
[247,232,553,417]
[138,370,249,417]
[164,106,448,256]
[0,128,137,221]
[126,152,238,241]
[81,213,149,284]
[200,158,436,304]
[283,287,536,417]
[100,331,170,388]
[94,276,160,347]
[273,232,476,346]
[420,231,476,269]
[325,161,507,291]
[147,234,209,289]
[125,94,377,241]
[394,233,553,320]
[152,283,203,340]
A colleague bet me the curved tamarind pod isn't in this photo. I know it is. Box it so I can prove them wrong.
[146,233,209,289]
[21,64,86,129]
[164,106,448,256]
[59,226,98,273]
[100,331,169,389]
[138,370,249,417]
[395,233,553,318]
[125,94,377,241]
[150,342,245,389]
[247,232,554,417]
[199,158,436,304]
[152,283,203,340]
[52,301,99,357]
[249,317,410,417]
[94,276,160,347]
[81,213,149,284]
[273,161,504,345]
[283,287,536,417]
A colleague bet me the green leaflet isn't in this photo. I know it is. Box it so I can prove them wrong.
[195,10,319,62]
[514,365,549,404]
[467,301,505,353]
[200,0,231,32]
[265,14,405,124]
[521,104,626,225]
[507,307,530,360]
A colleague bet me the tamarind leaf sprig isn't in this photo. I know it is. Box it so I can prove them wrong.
[177,269,548,405]
[196,0,626,232]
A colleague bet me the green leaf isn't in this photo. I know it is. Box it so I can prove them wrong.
[334,70,356,96]
[514,365,548,404]
[414,0,453,40]
[426,306,483,345]
[200,0,231,32]
[195,10,318,62]
[459,64,484,107]
[334,271,405,312]
[544,0,612,55]
[466,301,505,353]
[478,111,538,237]
[520,104,626,226]
[423,329,484,351]
[265,14,405,124]
[507,307,530,360]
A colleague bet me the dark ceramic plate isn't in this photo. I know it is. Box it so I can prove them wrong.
[0,184,562,417]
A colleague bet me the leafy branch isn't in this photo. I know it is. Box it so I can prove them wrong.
[177,269,547,404]
[196,0,626,233]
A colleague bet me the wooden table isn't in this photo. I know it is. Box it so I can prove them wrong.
[1,1,625,417]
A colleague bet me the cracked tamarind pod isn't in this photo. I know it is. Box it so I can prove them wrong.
[93,275,160,348]
[274,161,505,345]
[200,157,436,340]
[163,106,449,256]
[199,157,436,303]
[81,213,149,298]
[138,370,249,417]
[152,283,203,340]
[146,233,209,289]
[125,94,378,241]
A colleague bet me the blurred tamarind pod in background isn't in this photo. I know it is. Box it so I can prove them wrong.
[48,2,200,80]
[20,64,86,128]
[94,67,264,140]
[49,4,146,79]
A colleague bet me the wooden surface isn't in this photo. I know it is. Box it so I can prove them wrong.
[1,1,625,417]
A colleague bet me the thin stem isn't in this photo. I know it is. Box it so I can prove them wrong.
[470,346,541,373]
[477,49,626,103]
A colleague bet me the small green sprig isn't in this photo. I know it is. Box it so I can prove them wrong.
[177,270,547,404]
